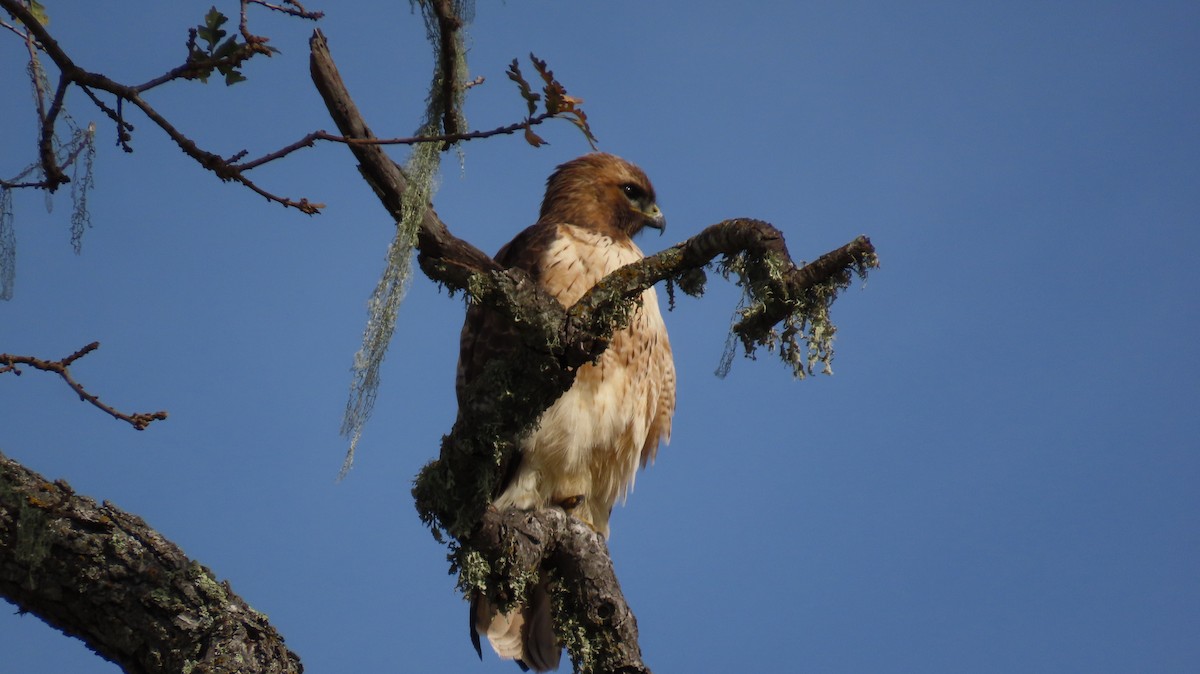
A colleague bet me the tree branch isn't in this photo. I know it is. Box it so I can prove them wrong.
[0,450,303,674]
[308,29,499,285]
[246,0,324,21]
[3,1,576,215]
[569,222,877,375]
[472,508,650,674]
[0,0,319,210]
[430,0,466,139]
[228,112,561,173]
[0,342,168,430]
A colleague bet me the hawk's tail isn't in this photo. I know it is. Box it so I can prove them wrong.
[471,579,562,672]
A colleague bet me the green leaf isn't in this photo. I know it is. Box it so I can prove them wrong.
[215,61,246,85]
[213,35,240,60]
[198,6,228,53]
[27,0,49,25]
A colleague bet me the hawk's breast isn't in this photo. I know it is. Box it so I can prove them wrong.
[493,224,676,537]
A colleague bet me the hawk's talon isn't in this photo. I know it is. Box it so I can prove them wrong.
[555,494,586,511]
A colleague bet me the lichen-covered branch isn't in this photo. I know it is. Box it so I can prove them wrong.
[0,450,302,674]
[569,220,878,378]
[0,341,168,430]
[426,0,469,141]
[465,508,650,674]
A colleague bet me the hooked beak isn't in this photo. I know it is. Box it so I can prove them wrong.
[644,204,666,235]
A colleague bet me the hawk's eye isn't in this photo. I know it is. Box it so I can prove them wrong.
[621,183,645,200]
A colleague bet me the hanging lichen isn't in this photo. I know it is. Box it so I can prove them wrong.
[0,188,14,301]
[715,242,878,379]
[1,121,96,301]
[339,1,474,474]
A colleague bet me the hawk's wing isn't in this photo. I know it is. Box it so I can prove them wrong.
[456,222,556,411]
[459,222,563,672]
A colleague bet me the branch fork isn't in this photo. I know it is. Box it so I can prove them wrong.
[0,341,168,430]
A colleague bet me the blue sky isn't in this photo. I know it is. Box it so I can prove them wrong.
[2,2,1197,672]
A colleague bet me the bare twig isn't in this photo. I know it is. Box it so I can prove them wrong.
[36,76,71,189]
[309,29,499,281]
[22,19,47,122]
[0,16,39,46]
[0,342,168,430]
[0,178,45,188]
[231,112,559,172]
[247,0,324,21]
[77,84,134,150]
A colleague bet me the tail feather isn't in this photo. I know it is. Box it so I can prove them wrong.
[470,595,484,659]
[522,581,561,671]
[472,580,562,671]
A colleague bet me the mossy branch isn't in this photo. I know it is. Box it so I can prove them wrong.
[0,450,302,674]
[464,508,649,674]
[568,220,878,378]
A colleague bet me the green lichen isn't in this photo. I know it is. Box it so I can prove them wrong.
[6,480,61,584]
[550,572,630,674]
[341,1,477,476]
[187,561,228,602]
[713,244,878,379]
[449,533,539,619]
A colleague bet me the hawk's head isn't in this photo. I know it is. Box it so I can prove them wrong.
[539,153,665,239]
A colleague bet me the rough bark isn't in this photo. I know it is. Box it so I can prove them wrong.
[0,450,302,674]
[472,508,649,674]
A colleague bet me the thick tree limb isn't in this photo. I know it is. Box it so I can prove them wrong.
[471,508,649,674]
[428,0,467,140]
[0,450,302,674]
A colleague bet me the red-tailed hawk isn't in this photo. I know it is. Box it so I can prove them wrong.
[459,153,676,671]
